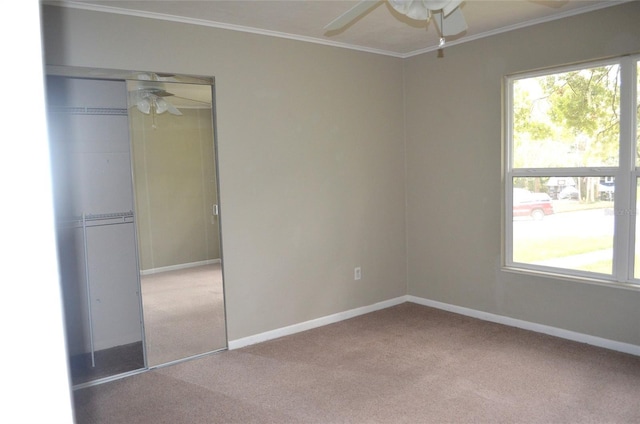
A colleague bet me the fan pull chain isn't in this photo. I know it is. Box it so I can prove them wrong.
[151,101,158,129]
[439,11,446,48]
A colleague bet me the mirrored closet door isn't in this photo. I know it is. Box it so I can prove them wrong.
[47,76,145,385]
[128,78,227,367]
[46,68,227,386]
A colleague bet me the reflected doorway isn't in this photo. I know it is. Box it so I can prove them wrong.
[127,78,227,366]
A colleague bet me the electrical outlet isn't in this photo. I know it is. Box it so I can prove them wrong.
[354,266,362,280]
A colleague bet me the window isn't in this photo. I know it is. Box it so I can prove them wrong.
[505,57,639,285]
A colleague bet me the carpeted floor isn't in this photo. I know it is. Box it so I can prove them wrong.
[141,263,227,367]
[69,342,144,386]
[72,302,640,423]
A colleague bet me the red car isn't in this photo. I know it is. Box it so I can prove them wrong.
[513,188,554,220]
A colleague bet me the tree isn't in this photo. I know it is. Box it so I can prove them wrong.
[513,65,621,201]
[541,66,620,168]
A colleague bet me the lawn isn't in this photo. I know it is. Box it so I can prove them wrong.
[513,235,613,263]
[551,200,614,214]
[513,200,640,277]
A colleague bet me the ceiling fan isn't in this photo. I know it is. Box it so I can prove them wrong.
[325,0,467,42]
[128,88,183,116]
[134,72,179,82]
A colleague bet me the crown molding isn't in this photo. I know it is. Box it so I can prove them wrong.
[42,1,406,58]
[43,0,633,60]
[402,0,633,58]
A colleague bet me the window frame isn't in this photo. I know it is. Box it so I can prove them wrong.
[503,55,639,286]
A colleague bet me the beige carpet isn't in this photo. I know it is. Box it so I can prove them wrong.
[73,303,640,423]
[141,263,227,367]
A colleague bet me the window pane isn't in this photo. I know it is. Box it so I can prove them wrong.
[512,65,620,168]
[512,177,614,275]
[636,61,640,167]
[635,179,640,279]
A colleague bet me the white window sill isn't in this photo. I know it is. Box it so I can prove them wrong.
[502,266,640,292]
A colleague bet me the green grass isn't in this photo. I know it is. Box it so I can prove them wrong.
[579,259,613,274]
[513,236,612,263]
[516,240,640,278]
[580,255,640,275]
[551,200,614,214]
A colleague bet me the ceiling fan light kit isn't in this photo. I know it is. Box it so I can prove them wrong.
[325,0,468,45]
[388,0,461,20]
[388,0,431,20]
[136,98,151,114]
[129,88,183,117]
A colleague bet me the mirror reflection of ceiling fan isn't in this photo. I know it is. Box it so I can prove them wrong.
[129,88,183,116]
[134,72,179,82]
[128,72,208,117]
[325,0,468,45]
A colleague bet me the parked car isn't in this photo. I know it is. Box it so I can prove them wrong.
[558,186,579,200]
[513,188,554,220]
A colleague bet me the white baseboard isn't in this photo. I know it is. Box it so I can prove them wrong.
[140,258,221,276]
[228,296,408,350]
[228,294,639,356]
[407,295,640,357]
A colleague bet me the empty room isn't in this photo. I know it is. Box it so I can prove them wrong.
[6,1,640,423]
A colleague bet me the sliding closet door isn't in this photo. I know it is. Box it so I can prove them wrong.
[128,80,227,366]
[47,76,145,386]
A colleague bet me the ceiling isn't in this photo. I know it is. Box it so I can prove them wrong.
[46,0,628,57]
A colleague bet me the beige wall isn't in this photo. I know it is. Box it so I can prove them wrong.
[404,2,640,345]
[41,1,640,348]
[130,107,220,271]
[41,5,407,341]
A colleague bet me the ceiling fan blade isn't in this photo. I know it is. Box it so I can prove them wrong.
[324,0,382,31]
[136,72,179,82]
[442,0,463,17]
[165,101,183,116]
[152,89,174,97]
[433,7,467,36]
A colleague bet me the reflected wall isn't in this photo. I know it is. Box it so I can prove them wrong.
[129,98,220,272]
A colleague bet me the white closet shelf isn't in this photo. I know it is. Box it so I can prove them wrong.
[49,106,128,116]
[58,211,135,228]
